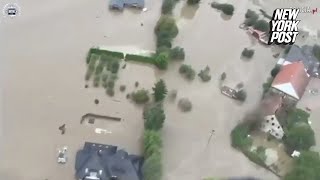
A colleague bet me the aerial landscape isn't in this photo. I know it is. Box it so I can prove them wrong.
[0,0,320,180]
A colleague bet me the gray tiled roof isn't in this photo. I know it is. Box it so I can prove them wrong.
[75,142,143,180]
[109,0,145,10]
[285,45,320,77]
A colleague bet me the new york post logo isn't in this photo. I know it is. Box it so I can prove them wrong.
[268,8,300,45]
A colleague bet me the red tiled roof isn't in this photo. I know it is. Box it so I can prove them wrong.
[272,61,310,99]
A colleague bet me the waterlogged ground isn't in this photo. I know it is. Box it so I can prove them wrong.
[0,0,319,179]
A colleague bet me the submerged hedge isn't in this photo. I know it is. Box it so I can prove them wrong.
[125,54,156,64]
[87,48,124,64]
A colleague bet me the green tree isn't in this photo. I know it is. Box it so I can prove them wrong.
[285,125,315,151]
[231,122,252,150]
[271,66,281,77]
[155,15,179,39]
[241,48,255,58]
[161,0,175,14]
[244,9,259,26]
[187,0,200,5]
[143,103,166,130]
[211,3,235,16]
[253,19,270,32]
[144,130,162,158]
[142,152,162,180]
[152,79,168,102]
[235,89,247,102]
[131,89,150,104]
[284,151,320,180]
[155,52,169,70]
[313,44,320,61]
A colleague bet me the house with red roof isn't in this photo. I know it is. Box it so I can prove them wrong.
[271,61,310,100]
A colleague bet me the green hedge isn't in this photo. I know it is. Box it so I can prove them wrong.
[125,54,156,64]
[88,48,125,59]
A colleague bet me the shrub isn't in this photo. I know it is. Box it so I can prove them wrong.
[109,59,120,74]
[187,0,200,5]
[107,80,115,89]
[101,73,109,82]
[144,103,166,130]
[244,10,259,26]
[144,130,162,158]
[178,98,192,112]
[170,46,185,60]
[262,77,274,95]
[135,81,139,87]
[287,108,310,129]
[179,64,195,80]
[125,54,155,64]
[95,60,105,76]
[313,44,320,61]
[241,48,255,58]
[253,19,270,33]
[93,75,100,87]
[132,89,150,104]
[285,124,315,151]
[155,15,179,39]
[156,46,171,55]
[156,33,173,48]
[85,69,93,81]
[162,0,175,14]
[235,89,247,102]
[231,122,253,149]
[220,72,227,81]
[152,79,168,102]
[211,3,235,16]
[88,48,125,59]
[142,152,162,180]
[271,66,281,77]
[110,73,118,80]
[120,85,126,92]
[106,87,115,96]
[259,9,272,20]
[154,52,169,70]
[198,66,211,82]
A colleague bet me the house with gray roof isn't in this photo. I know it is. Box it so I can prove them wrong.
[277,45,320,78]
[75,142,143,180]
[109,0,145,10]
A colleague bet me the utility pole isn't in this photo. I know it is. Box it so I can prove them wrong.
[206,129,215,148]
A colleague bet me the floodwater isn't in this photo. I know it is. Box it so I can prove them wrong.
[0,0,319,179]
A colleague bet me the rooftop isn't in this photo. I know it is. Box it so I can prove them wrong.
[272,61,310,100]
[75,142,143,180]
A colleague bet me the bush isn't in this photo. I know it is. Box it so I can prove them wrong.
[235,89,247,102]
[144,103,166,130]
[178,98,192,112]
[101,73,109,82]
[85,69,93,81]
[142,152,162,180]
[313,44,320,61]
[220,72,227,81]
[132,89,150,104]
[241,48,255,58]
[154,52,169,70]
[95,60,105,76]
[253,19,270,33]
[155,15,179,39]
[125,54,155,64]
[144,130,162,158]
[271,66,281,77]
[262,77,274,95]
[285,124,315,151]
[211,3,235,16]
[93,75,100,87]
[198,66,211,82]
[120,85,126,92]
[162,0,175,14]
[106,87,115,96]
[156,33,173,48]
[243,149,266,167]
[179,64,195,80]
[187,0,200,5]
[135,81,139,87]
[231,122,253,149]
[156,46,171,55]
[287,109,310,129]
[107,80,115,89]
[109,59,120,74]
[170,46,185,60]
[88,47,125,59]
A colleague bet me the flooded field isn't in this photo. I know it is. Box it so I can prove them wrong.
[0,0,319,179]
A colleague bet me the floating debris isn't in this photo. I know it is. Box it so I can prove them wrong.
[57,146,68,164]
[58,124,66,135]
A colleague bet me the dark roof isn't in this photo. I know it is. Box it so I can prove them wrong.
[285,45,320,77]
[109,0,145,9]
[75,142,143,180]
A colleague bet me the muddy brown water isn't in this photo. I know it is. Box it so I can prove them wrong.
[0,0,319,179]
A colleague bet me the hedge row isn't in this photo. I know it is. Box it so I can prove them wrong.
[125,54,156,64]
[87,48,124,64]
